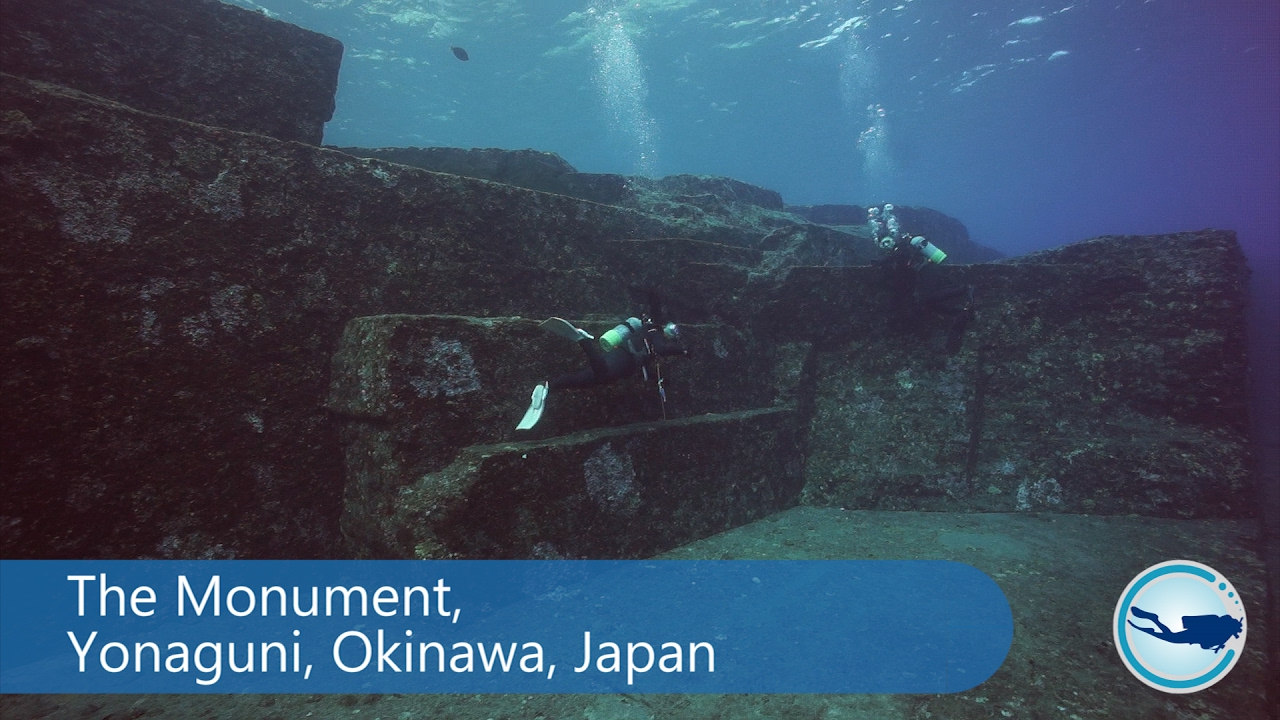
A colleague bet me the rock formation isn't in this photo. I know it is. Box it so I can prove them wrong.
[0,0,342,144]
[0,1,1252,562]
[338,145,1004,264]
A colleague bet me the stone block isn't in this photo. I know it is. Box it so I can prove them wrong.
[343,407,804,559]
[0,73,761,559]
[0,0,342,144]
[329,315,783,437]
[328,314,802,553]
[801,232,1252,518]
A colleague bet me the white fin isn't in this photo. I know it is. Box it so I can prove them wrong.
[515,383,548,430]
[540,317,593,342]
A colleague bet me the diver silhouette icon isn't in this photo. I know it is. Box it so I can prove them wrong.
[1127,606,1243,654]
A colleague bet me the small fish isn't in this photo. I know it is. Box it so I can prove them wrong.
[450,46,469,61]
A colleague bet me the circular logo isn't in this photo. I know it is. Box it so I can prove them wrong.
[1113,560,1246,693]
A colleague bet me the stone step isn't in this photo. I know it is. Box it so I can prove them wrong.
[328,314,810,477]
[342,406,803,559]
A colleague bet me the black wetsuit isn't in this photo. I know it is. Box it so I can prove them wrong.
[549,325,688,392]
[883,236,924,303]
[882,237,975,354]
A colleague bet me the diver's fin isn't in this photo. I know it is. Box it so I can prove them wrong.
[515,383,548,431]
[540,317,593,342]
[1130,607,1160,622]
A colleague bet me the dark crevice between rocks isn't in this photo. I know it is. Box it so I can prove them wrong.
[965,345,992,485]
[791,342,824,495]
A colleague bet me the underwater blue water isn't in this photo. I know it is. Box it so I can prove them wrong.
[226,0,1279,514]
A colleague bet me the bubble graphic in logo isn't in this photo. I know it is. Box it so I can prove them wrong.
[1113,560,1246,693]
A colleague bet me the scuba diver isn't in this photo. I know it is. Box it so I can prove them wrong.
[516,298,689,431]
[868,203,948,287]
[868,203,975,354]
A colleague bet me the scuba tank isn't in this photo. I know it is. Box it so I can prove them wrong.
[911,236,947,264]
[598,317,643,352]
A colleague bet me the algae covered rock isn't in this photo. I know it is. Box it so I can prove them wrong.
[0,42,1255,564]
[802,231,1251,518]
[325,146,629,202]
[0,0,343,144]
[349,408,804,559]
[329,314,807,557]
[787,203,1004,264]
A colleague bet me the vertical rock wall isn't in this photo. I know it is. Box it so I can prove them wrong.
[801,235,1252,518]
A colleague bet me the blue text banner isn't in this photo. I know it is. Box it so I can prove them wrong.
[0,560,1012,694]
